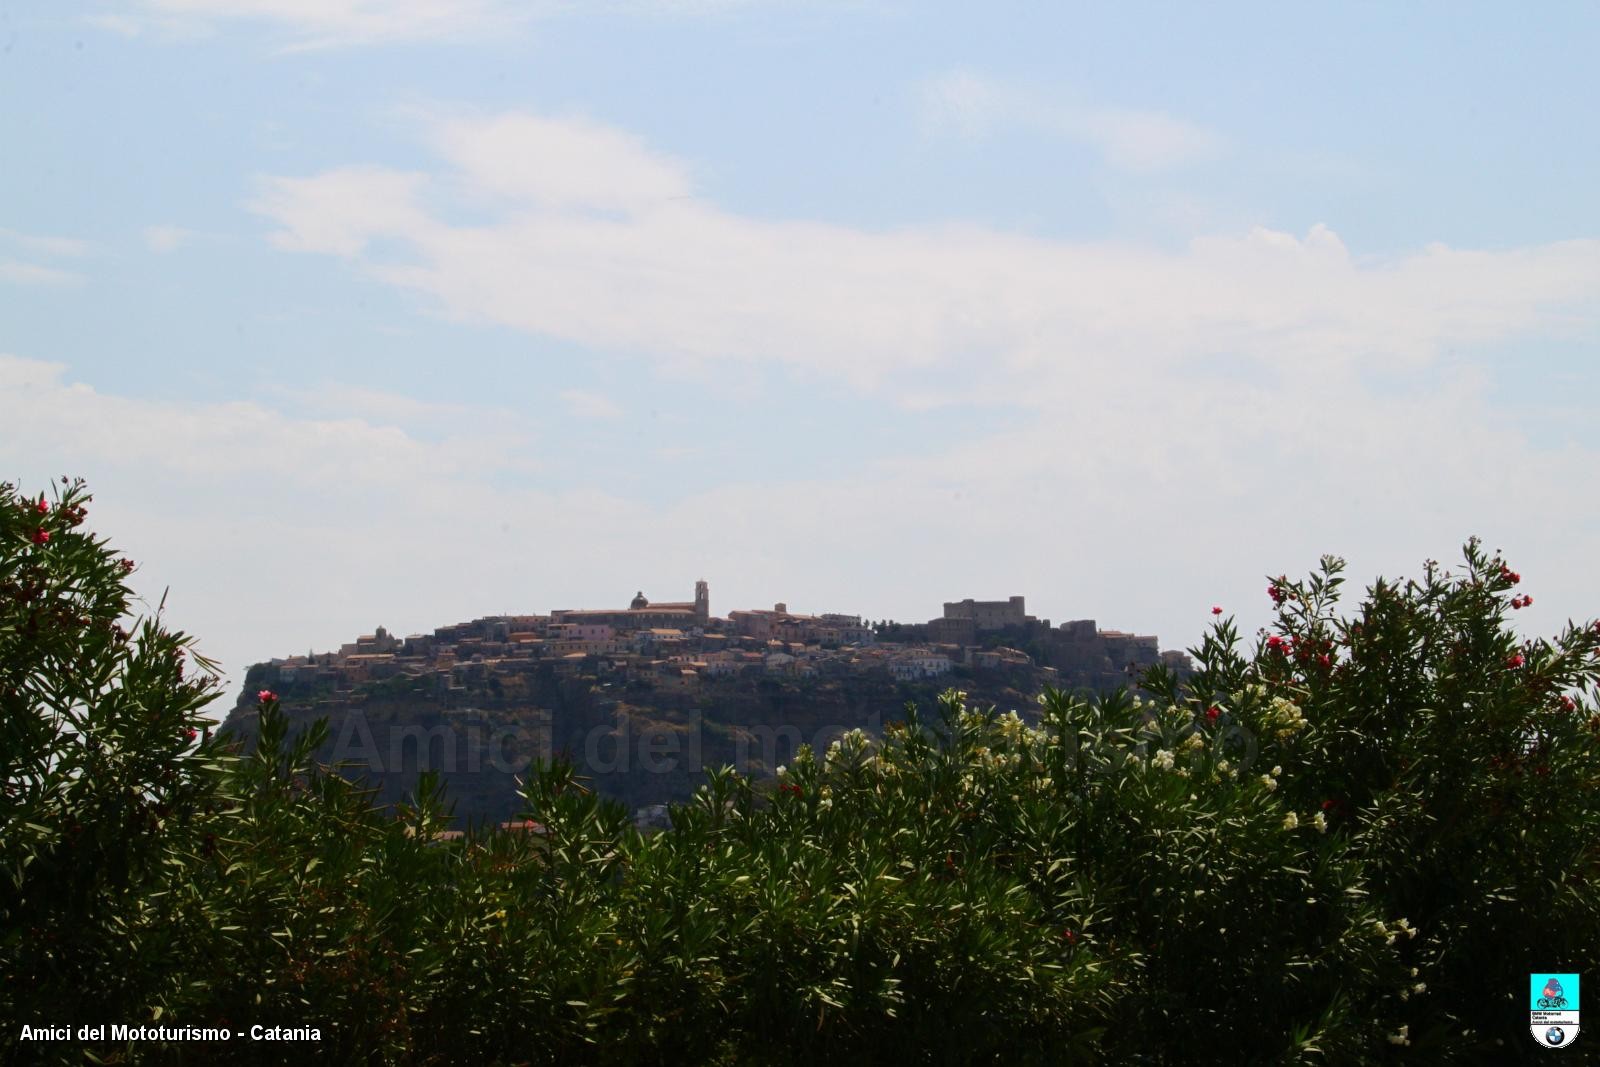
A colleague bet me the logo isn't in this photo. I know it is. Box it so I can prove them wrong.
[1531,973,1580,1049]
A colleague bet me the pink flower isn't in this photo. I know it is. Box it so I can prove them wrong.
[1211,606,1223,616]
[1559,695,1577,713]
[34,498,50,515]
[1205,706,1220,722]
[1506,653,1525,670]
[185,727,198,743]
[31,528,49,545]
[257,688,278,704]
[1317,654,1332,669]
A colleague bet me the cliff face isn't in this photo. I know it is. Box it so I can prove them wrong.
[217,663,1115,826]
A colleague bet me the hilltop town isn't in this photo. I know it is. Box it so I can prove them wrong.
[226,584,1193,824]
[250,582,1191,698]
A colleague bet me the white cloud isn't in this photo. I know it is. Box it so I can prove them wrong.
[560,388,624,420]
[0,228,94,258]
[266,382,476,426]
[429,112,694,210]
[254,167,436,257]
[920,70,1221,172]
[0,356,520,488]
[109,0,799,47]
[128,0,530,48]
[250,109,1600,398]
[81,13,146,36]
[143,225,197,253]
[0,261,81,286]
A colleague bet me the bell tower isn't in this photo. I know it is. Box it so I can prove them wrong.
[694,579,709,623]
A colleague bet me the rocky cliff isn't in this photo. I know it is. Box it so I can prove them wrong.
[216,658,1143,827]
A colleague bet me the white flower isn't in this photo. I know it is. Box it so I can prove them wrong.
[1271,765,1282,776]
[1152,749,1176,771]
[1266,696,1309,739]
[1312,811,1328,833]
[1215,758,1232,775]
[1282,811,1300,831]
[1387,1025,1410,1046]
[775,765,788,779]
[1413,982,1427,994]
[1183,732,1205,752]
[997,710,1027,743]
[1260,774,1278,792]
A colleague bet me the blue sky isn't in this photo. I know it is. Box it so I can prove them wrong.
[2,1,1598,703]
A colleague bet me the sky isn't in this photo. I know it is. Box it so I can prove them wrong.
[2,1,1598,710]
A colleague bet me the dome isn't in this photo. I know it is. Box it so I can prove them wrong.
[630,591,648,609]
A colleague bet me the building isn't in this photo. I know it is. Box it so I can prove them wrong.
[941,596,1043,631]
[551,580,710,630]
[888,651,953,681]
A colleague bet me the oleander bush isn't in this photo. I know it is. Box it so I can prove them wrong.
[3,479,1597,1064]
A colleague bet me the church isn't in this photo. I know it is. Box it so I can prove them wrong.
[550,580,710,630]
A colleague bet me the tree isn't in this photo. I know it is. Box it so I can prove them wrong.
[1,478,222,1035]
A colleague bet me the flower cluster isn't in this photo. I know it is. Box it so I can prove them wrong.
[1264,696,1309,740]
[825,728,871,768]
[995,710,1034,745]
[1370,918,1417,946]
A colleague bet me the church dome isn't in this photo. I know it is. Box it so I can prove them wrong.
[630,591,648,609]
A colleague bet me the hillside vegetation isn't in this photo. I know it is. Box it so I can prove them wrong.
[4,479,1598,1064]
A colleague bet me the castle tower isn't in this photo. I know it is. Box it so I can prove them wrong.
[695,579,709,623]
